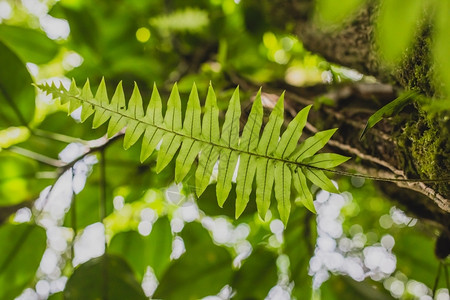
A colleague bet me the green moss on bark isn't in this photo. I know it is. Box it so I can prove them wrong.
[395,108,450,197]
[396,26,436,97]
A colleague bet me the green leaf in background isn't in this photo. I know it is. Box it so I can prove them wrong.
[64,185,99,229]
[0,153,39,206]
[150,8,209,33]
[108,217,172,280]
[394,228,444,289]
[0,41,35,128]
[315,0,365,25]
[52,5,99,53]
[360,91,417,139]
[64,254,147,300]
[0,24,59,65]
[376,0,424,63]
[154,222,233,300]
[232,247,278,300]
[0,223,47,300]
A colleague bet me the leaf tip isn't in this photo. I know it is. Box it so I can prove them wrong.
[139,154,148,164]
[360,124,369,140]
[216,191,227,208]
[196,186,205,198]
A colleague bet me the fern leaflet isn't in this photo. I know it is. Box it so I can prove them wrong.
[38,79,350,225]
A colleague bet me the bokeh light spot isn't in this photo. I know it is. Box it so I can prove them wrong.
[136,27,151,43]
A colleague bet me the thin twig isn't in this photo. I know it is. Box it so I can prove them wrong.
[433,262,442,296]
[33,128,88,145]
[99,149,107,223]
[445,263,449,292]
[8,146,64,167]
[99,148,109,300]
[70,169,77,263]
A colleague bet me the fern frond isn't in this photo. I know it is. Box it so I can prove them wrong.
[38,79,350,225]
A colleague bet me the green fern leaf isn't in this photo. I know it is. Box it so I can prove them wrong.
[175,84,202,183]
[255,94,284,219]
[302,153,350,169]
[216,87,240,206]
[140,84,164,162]
[37,79,350,225]
[255,158,274,220]
[304,168,339,194]
[274,161,292,224]
[123,83,145,149]
[293,169,315,213]
[80,79,95,122]
[92,78,111,129]
[156,84,183,173]
[291,128,337,162]
[195,85,220,196]
[107,82,128,138]
[275,104,311,158]
[235,90,263,218]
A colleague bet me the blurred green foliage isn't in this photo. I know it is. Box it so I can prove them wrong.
[0,0,447,299]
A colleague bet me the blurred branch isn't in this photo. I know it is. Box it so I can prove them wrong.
[7,146,64,167]
[33,128,88,145]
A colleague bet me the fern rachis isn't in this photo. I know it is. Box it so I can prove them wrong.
[38,79,350,225]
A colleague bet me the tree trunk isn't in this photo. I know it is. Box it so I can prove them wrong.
[246,0,436,96]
